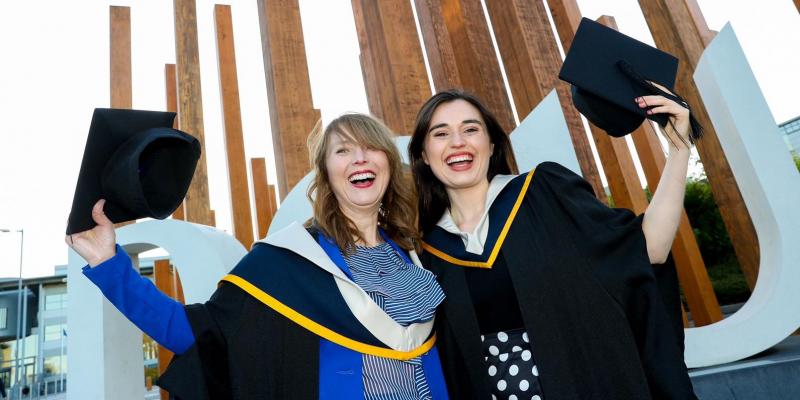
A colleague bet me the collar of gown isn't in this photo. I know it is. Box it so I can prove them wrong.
[435,173,518,255]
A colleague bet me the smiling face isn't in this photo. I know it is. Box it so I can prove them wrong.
[422,99,495,192]
[325,130,390,217]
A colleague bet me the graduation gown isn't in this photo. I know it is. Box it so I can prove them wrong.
[420,161,696,400]
[158,222,447,399]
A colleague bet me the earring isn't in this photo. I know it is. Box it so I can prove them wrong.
[378,202,387,218]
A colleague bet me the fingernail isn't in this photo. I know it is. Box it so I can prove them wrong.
[646,110,652,114]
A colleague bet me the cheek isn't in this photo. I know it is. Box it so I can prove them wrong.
[325,158,346,185]
[423,141,441,164]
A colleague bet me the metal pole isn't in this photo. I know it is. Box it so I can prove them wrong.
[20,280,28,398]
[60,329,65,393]
[35,282,44,397]
[16,229,24,400]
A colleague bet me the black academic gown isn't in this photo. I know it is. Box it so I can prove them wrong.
[158,280,319,399]
[421,162,696,400]
[157,225,441,399]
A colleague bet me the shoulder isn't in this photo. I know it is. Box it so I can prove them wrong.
[231,241,311,278]
[493,163,574,201]
[529,161,593,195]
[532,161,582,182]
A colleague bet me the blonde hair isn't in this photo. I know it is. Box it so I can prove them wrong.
[306,113,419,254]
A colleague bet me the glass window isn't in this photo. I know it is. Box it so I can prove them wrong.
[0,308,6,330]
[45,293,67,310]
[44,323,66,342]
[44,355,67,376]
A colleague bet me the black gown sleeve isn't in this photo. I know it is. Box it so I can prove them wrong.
[157,281,248,400]
[534,161,697,400]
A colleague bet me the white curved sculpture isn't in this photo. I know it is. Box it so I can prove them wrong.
[686,23,800,367]
[511,90,581,174]
[67,220,246,400]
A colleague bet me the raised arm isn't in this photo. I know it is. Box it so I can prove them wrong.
[67,199,194,354]
[636,84,693,264]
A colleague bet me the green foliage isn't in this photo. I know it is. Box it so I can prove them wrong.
[794,153,800,171]
[683,179,734,266]
[706,257,751,305]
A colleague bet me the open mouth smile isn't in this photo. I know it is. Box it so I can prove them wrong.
[445,153,474,170]
[348,170,376,188]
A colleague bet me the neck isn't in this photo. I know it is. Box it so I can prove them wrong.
[446,178,490,232]
[341,205,381,246]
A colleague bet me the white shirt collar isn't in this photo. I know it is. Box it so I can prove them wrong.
[436,174,518,254]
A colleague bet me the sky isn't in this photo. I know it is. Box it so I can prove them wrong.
[0,0,798,278]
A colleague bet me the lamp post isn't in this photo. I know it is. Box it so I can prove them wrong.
[0,228,24,399]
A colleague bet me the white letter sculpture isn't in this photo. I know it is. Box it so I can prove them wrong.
[686,23,800,368]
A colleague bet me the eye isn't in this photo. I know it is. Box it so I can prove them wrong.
[432,131,448,138]
[335,147,349,154]
[464,126,480,134]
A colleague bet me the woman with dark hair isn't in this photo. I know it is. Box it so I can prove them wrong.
[68,113,450,399]
[409,89,697,399]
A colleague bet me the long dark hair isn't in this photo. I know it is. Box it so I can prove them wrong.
[408,90,518,233]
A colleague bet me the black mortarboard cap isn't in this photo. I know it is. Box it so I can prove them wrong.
[66,108,201,234]
[559,18,701,141]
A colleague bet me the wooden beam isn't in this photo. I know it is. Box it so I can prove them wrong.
[484,0,606,202]
[638,0,759,289]
[165,64,178,117]
[109,6,135,229]
[267,184,278,215]
[586,16,648,214]
[546,0,582,55]
[414,0,516,133]
[256,0,321,199]
[596,15,721,326]
[153,259,175,400]
[164,64,186,221]
[351,0,432,135]
[174,0,215,226]
[214,4,255,249]
[251,158,276,239]
[110,6,132,109]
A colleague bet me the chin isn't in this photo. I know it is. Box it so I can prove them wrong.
[347,194,382,208]
[441,173,483,189]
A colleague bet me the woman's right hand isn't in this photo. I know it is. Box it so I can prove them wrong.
[65,199,117,267]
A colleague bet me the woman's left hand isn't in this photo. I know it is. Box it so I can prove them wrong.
[635,82,691,151]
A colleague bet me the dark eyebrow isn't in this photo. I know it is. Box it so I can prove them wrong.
[428,119,483,133]
[428,122,447,133]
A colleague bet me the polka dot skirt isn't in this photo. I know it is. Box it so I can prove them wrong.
[482,328,544,400]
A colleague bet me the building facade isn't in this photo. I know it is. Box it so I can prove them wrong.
[0,259,162,399]
[779,115,800,155]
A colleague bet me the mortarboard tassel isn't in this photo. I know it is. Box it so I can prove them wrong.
[617,60,704,146]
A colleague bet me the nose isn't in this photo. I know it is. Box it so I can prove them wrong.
[449,131,466,147]
[352,146,368,165]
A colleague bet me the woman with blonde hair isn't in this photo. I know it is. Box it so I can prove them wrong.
[68,113,449,399]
